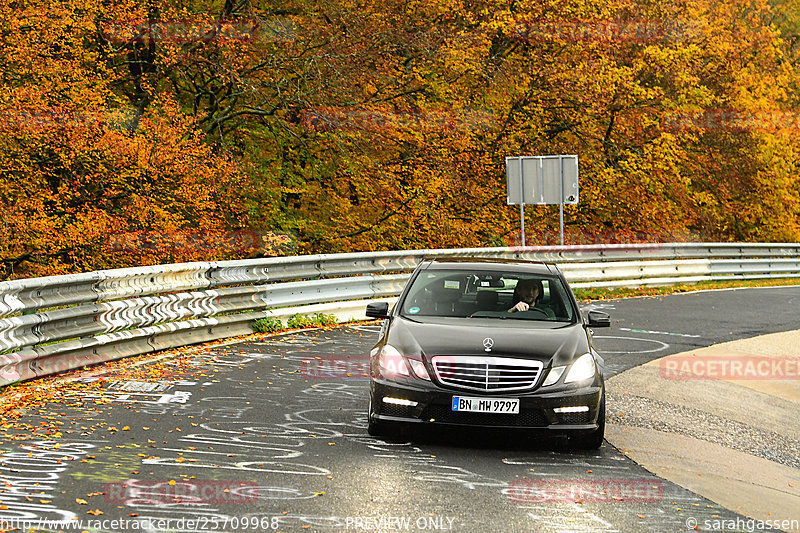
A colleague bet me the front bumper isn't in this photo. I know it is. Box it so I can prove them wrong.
[369,377,603,433]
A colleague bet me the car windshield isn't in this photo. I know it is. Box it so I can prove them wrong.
[400,268,575,322]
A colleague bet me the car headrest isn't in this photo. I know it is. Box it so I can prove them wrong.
[476,291,498,307]
[433,279,463,302]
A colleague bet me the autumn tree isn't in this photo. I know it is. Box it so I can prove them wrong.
[3,0,800,279]
[0,0,253,279]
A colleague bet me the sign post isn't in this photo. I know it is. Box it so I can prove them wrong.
[506,155,578,246]
[518,157,525,245]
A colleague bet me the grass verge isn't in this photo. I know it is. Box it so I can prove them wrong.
[573,277,800,301]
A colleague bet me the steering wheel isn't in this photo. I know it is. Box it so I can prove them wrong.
[520,307,549,318]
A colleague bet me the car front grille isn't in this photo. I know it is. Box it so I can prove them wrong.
[430,356,543,392]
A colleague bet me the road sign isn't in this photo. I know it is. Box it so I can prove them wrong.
[505,155,579,246]
[506,155,578,205]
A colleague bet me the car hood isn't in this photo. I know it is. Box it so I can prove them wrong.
[386,317,590,366]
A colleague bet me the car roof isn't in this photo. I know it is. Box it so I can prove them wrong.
[420,256,558,275]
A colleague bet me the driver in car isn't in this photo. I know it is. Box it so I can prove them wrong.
[508,279,555,318]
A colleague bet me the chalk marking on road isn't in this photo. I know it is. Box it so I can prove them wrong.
[141,456,331,475]
[0,441,93,523]
[524,503,621,533]
[592,336,669,354]
[161,446,303,460]
[501,457,630,471]
[618,327,701,338]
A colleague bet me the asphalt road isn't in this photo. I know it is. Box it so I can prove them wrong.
[1,286,799,533]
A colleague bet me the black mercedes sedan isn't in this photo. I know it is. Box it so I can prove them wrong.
[365,257,610,448]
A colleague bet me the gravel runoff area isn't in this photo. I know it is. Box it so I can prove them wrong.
[605,329,800,530]
[607,393,800,469]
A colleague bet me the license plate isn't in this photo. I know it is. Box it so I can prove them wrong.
[451,396,519,414]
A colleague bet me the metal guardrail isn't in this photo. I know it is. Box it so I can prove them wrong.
[1,242,799,387]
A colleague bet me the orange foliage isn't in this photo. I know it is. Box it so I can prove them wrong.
[3,0,800,278]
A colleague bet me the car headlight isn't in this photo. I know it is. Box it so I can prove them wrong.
[542,366,565,387]
[564,353,596,384]
[377,345,430,381]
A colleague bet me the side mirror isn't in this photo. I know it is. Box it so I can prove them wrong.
[586,310,611,327]
[366,302,390,319]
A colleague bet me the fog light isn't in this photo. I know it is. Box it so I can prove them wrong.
[382,397,418,407]
[554,406,589,413]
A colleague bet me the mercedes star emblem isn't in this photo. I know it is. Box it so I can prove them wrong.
[482,337,494,352]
